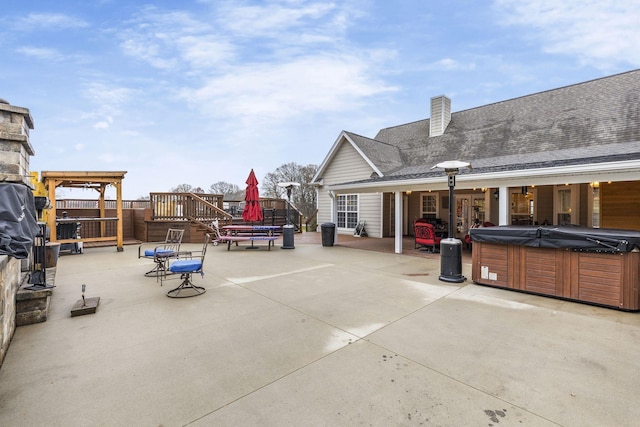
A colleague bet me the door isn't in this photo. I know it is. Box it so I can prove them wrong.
[455,195,486,239]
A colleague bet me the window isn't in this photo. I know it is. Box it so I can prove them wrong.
[337,194,358,228]
[557,188,572,225]
[591,183,600,228]
[510,189,535,225]
[421,194,438,218]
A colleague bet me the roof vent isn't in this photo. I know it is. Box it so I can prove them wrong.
[430,95,451,137]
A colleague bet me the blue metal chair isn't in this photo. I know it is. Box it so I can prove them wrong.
[138,228,184,280]
[164,234,210,298]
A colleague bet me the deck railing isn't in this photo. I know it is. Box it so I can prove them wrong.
[150,193,226,221]
[56,199,150,209]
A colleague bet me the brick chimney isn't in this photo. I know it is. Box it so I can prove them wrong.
[0,99,35,185]
[430,95,451,137]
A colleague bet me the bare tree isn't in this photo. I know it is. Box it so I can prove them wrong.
[171,183,193,193]
[262,162,318,217]
[170,184,206,193]
[209,181,242,200]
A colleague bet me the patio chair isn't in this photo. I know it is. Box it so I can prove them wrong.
[464,221,494,251]
[138,228,185,279]
[209,220,228,246]
[414,219,442,253]
[164,234,210,298]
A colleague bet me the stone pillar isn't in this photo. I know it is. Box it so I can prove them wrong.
[0,256,21,367]
[0,99,36,368]
[0,98,35,186]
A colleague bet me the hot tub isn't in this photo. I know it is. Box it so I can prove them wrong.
[469,226,640,311]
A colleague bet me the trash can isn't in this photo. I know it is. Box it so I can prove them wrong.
[321,223,335,247]
[281,224,295,249]
[439,238,465,283]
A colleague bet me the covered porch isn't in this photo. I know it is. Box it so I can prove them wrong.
[329,166,640,254]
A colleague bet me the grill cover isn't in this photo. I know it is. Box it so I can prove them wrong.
[0,183,39,259]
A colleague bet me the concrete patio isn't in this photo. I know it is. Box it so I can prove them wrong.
[0,234,638,426]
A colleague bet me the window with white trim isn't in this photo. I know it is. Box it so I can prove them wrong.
[421,193,438,218]
[337,194,358,228]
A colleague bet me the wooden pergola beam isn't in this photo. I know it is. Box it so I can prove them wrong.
[41,171,127,251]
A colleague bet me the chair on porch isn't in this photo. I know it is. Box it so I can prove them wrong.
[164,234,210,298]
[464,221,494,251]
[138,228,185,279]
[414,219,442,253]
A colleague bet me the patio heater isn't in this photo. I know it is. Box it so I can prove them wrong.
[432,160,471,283]
[278,182,300,249]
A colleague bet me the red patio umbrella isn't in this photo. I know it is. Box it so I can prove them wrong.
[242,169,263,223]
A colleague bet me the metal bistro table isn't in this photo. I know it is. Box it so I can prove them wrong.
[221,225,281,250]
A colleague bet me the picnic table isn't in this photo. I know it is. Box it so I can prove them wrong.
[221,225,281,250]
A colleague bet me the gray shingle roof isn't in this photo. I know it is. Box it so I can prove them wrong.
[359,69,640,179]
[343,131,403,175]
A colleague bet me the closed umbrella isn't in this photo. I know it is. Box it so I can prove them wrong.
[242,169,263,223]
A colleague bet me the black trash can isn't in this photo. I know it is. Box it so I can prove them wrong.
[321,223,336,247]
[439,238,466,283]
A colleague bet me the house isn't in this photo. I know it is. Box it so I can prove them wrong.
[311,69,640,253]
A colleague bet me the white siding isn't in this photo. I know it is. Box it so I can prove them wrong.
[316,140,383,237]
[358,193,382,238]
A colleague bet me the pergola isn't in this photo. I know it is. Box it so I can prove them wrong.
[41,171,127,251]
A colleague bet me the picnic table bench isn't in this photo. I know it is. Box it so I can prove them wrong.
[221,225,281,250]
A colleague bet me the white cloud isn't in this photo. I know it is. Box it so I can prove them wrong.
[118,6,215,70]
[176,36,235,69]
[79,83,136,132]
[84,83,133,106]
[217,2,338,38]
[182,53,397,123]
[14,46,64,61]
[495,0,640,68]
[16,13,89,30]
[75,144,85,151]
[93,116,114,130]
[428,58,476,71]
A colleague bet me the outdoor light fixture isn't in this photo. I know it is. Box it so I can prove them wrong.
[493,189,499,200]
[432,160,471,283]
[278,182,300,249]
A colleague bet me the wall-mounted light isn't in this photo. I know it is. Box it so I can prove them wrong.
[406,190,412,195]
[521,186,528,195]
[493,189,499,200]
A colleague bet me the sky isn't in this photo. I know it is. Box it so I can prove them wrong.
[2,0,640,200]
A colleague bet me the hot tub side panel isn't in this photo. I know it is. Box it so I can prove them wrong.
[472,241,640,311]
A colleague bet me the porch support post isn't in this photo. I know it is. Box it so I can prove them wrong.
[115,179,124,251]
[329,191,338,245]
[395,191,402,254]
[499,186,508,225]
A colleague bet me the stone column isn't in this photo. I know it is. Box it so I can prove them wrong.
[0,98,35,186]
[0,99,36,367]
